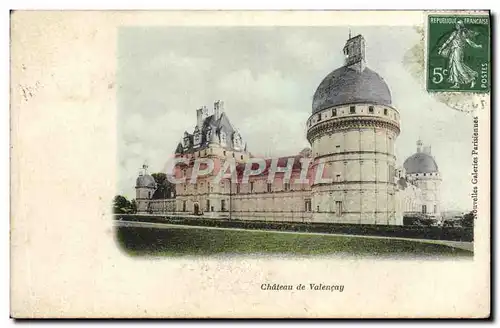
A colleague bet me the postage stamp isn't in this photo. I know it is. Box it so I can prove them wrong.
[427,14,490,92]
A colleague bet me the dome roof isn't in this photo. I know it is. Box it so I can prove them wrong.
[403,153,439,174]
[312,66,392,113]
[136,174,156,188]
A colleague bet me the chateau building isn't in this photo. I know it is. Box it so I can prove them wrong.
[134,34,441,225]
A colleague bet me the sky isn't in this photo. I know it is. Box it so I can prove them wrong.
[117,26,475,212]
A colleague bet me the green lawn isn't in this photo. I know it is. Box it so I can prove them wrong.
[115,226,473,258]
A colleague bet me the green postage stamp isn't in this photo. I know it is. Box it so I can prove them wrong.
[427,14,490,92]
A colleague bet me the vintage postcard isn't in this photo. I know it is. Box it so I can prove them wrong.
[10,10,490,318]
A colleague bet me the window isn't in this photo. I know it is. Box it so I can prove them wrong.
[317,205,320,212]
[422,205,427,214]
[434,205,437,213]
[284,182,290,191]
[240,155,243,160]
[267,183,272,192]
[198,151,200,156]
[250,182,254,193]
[207,182,210,192]
[318,113,322,121]
[336,174,341,182]
[148,191,151,198]
[206,200,210,212]
[332,109,337,116]
[384,108,388,115]
[336,201,343,216]
[369,106,374,113]
[350,106,355,114]
[221,200,226,211]
[223,151,226,156]
[236,184,240,194]
[183,201,186,212]
[336,145,340,153]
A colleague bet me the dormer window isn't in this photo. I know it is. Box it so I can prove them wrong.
[332,109,337,116]
[384,108,388,115]
[318,113,322,121]
[183,137,190,148]
[350,106,355,114]
[206,127,213,143]
[193,130,201,146]
[369,106,374,113]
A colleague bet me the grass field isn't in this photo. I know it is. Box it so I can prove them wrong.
[115,225,473,258]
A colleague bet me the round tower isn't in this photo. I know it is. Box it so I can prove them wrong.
[306,34,401,225]
[135,164,157,213]
[403,140,441,219]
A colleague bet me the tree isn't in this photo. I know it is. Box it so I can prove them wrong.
[113,195,132,214]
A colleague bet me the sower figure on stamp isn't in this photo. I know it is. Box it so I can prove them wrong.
[438,20,482,89]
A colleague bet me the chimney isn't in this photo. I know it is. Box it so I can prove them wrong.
[416,140,423,153]
[343,34,366,73]
[214,100,224,119]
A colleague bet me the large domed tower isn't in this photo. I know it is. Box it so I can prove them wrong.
[306,34,401,225]
[403,140,441,218]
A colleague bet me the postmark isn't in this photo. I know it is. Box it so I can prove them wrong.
[427,15,490,93]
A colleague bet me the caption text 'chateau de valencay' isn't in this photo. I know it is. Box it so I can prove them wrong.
[134,34,442,225]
